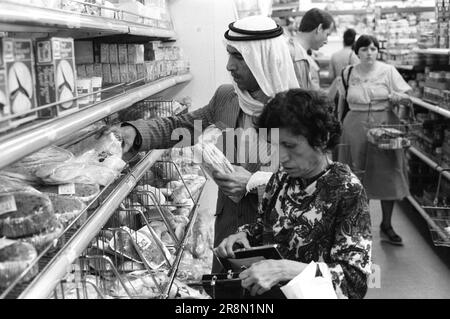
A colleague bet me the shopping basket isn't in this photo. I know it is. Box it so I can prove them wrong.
[364,100,422,150]
[420,169,450,247]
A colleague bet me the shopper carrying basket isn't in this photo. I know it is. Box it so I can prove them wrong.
[337,34,413,246]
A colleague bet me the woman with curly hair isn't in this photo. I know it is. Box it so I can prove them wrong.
[215,88,372,299]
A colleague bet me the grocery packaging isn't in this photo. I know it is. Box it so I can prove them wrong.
[35,37,78,118]
[119,64,129,83]
[0,239,38,289]
[76,78,92,108]
[111,64,120,83]
[91,76,102,103]
[74,41,94,65]
[0,189,56,239]
[0,40,10,132]
[118,44,128,64]
[3,38,37,127]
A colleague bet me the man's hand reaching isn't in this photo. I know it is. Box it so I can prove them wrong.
[97,124,138,154]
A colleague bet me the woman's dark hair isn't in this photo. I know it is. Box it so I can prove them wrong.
[343,28,356,47]
[354,34,380,54]
[299,8,335,32]
[255,89,341,151]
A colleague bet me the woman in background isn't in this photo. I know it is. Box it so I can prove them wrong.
[337,34,412,245]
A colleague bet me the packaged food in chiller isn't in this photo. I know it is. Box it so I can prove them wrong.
[18,218,64,253]
[0,188,56,239]
[38,183,100,203]
[109,226,171,270]
[0,238,38,289]
[46,193,86,228]
[36,162,119,186]
[36,132,126,186]
[135,185,167,206]
[171,176,206,204]
[1,146,74,184]
[110,270,177,299]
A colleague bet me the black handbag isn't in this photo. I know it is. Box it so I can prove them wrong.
[340,65,354,122]
[199,271,286,299]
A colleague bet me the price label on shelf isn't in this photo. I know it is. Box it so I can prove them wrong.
[58,183,76,195]
[0,195,17,215]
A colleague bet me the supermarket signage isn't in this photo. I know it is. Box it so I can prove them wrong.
[0,195,17,215]
[58,183,76,195]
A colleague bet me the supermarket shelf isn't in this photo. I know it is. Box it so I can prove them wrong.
[18,149,166,299]
[272,6,434,17]
[410,97,450,119]
[406,195,450,243]
[395,65,416,71]
[0,1,176,39]
[0,74,192,170]
[272,2,298,11]
[408,147,450,181]
[413,48,450,55]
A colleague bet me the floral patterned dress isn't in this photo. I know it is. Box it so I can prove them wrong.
[239,162,372,299]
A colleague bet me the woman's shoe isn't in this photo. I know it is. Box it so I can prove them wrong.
[380,224,403,246]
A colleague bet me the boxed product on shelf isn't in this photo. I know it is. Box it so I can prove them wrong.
[136,63,146,80]
[109,44,119,64]
[102,63,112,84]
[76,64,86,78]
[85,64,95,77]
[76,78,92,108]
[35,37,78,118]
[110,64,120,83]
[119,64,129,83]
[118,44,128,64]
[128,44,144,64]
[100,43,109,64]
[61,0,103,16]
[74,41,94,65]
[2,38,38,127]
[93,63,102,77]
[0,40,10,132]
[128,64,137,82]
[91,76,102,103]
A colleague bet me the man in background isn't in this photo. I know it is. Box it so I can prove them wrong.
[328,28,359,81]
[288,8,335,89]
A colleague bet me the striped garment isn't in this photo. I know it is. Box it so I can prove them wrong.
[128,84,272,272]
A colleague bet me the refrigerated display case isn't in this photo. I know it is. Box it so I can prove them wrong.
[0,0,213,299]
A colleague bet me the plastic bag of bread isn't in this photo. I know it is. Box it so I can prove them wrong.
[0,238,38,289]
[1,146,74,184]
[36,162,119,186]
[192,125,234,177]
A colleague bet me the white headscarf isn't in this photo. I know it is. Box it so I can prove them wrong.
[225,15,299,117]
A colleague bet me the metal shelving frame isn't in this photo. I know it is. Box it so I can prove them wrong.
[16,149,166,299]
[0,74,192,170]
[271,6,435,18]
[0,0,175,39]
[0,1,202,299]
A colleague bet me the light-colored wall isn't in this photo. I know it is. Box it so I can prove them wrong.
[168,0,236,110]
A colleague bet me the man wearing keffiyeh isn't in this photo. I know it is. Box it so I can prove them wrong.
[115,15,299,272]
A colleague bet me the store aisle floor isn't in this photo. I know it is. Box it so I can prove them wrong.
[198,180,450,299]
[366,200,450,299]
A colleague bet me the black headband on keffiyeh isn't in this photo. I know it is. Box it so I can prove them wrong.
[224,21,283,41]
